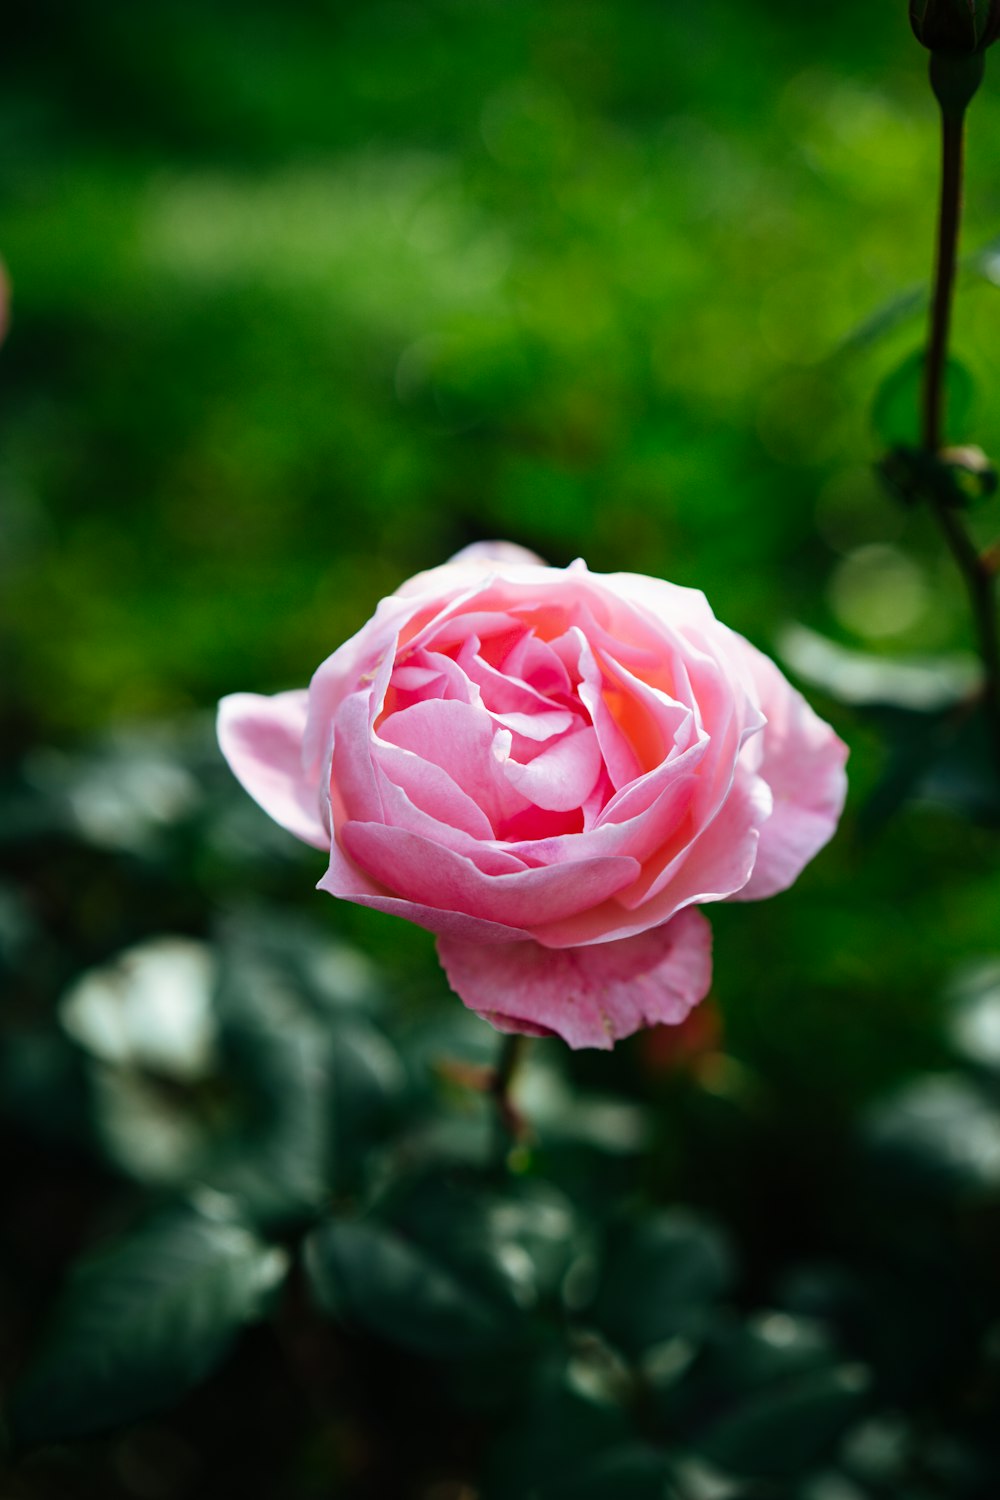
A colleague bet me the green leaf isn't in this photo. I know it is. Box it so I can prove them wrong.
[206,933,353,1221]
[484,1353,635,1500]
[304,1218,508,1357]
[948,960,1000,1073]
[872,350,974,449]
[391,1177,577,1315]
[837,286,926,356]
[776,625,978,713]
[305,1177,576,1358]
[7,1202,288,1446]
[328,1015,407,1186]
[593,1210,734,1357]
[695,1363,870,1479]
[541,1444,677,1500]
[864,1073,1000,1196]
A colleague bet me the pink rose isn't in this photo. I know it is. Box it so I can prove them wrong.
[218,544,847,1049]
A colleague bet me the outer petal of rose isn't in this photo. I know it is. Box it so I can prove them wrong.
[393,541,548,599]
[531,766,770,948]
[340,821,640,928]
[317,838,534,942]
[217,691,327,849]
[728,636,848,901]
[436,907,713,1050]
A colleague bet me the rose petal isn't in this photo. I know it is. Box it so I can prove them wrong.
[217,691,326,848]
[727,635,849,900]
[532,766,770,948]
[502,726,603,812]
[340,821,640,927]
[377,697,528,833]
[437,907,713,1050]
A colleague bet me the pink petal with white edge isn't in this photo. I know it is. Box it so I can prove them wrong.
[217,691,327,849]
[727,635,848,901]
[437,907,713,1050]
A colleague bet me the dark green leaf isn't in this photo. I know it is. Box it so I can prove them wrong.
[542,1444,676,1500]
[872,350,974,448]
[856,700,998,834]
[7,1202,288,1446]
[484,1353,634,1500]
[948,960,1000,1074]
[304,1217,508,1357]
[837,285,926,355]
[328,1015,406,1183]
[864,1073,1000,1196]
[695,1363,870,1478]
[593,1210,734,1357]
[391,1177,578,1315]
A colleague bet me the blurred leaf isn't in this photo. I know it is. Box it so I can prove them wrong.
[484,1352,634,1500]
[592,1210,734,1358]
[306,1176,577,1357]
[796,1473,872,1500]
[948,959,1000,1073]
[0,882,36,979]
[391,1176,578,1313]
[517,1051,650,1156]
[838,286,926,356]
[217,906,382,1018]
[60,937,219,1082]
[694,1362,870,1479]
[541,1443,677,1499]
[841,698,998,834]
[699,1312,839,1392]
[872,351,974,449]
[839,1413,911,1488]
[0,1032,88,1143]
[328,1014,407,1188]
[207,1014,333,1223]
[864,1073,1000,1196]
[22,736,202,855]
[648,1309,848,1445]
[304,1217,508,1357]
[777,625,978,712]
[7,1201,288,1446]
[85,1062,217,1185]
[914,702,1000,824]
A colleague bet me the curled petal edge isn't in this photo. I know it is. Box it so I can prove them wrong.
[436,906,713,1051]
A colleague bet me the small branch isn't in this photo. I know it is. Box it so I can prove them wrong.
[922,111,963,454]
[921,95,1000,758]
[491,1032,530,1143]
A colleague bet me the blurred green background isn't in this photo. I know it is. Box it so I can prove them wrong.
[4,0,1000,738]
[5,2,1000,1495]
[4,0,1000,1087]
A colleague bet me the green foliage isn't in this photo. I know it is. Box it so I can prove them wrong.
[7,1203,288,1447]
[3,735,1000,1493]
[4,0,1000,1495]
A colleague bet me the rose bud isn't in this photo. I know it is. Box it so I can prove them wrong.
[219,544,847,1050]
[910,0,1000,52]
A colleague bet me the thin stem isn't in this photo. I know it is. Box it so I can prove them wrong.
[491,1032,530,1142]
[922,101,1000,757]
[922,111,963,453]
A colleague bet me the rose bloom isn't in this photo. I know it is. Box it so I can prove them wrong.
[218,544,847,1049]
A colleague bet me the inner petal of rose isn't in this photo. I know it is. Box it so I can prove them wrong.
[370,596,720,848]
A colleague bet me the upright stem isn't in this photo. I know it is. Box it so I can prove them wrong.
[922,111,963,454]
[492,1032,529,1142]
[922,98,1000,756]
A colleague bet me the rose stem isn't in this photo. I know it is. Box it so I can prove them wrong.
[492,1032,530,1142]
[922,82,1000,757]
